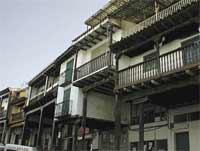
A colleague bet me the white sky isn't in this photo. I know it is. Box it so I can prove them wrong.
[0,0,109,90]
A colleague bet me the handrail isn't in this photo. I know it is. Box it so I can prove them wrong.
[75,51,114,80]
[118,42,200,88]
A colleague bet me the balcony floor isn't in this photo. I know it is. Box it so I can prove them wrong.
[73,66,115,95]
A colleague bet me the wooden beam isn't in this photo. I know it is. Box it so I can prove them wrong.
[83,77,112,92]
[185,69,195,76]
[123,75,199,102]
[151,80,160,85]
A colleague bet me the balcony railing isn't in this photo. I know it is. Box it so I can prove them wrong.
[123,0,198,37]
[55,100,72,117]
[74,52,114,81]
[11,112,24,122]
[0,110,7,118]
[117,42,200,89]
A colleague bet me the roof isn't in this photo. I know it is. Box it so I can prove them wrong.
[73,18,120,50]
[0,87,19,96]
[85,0,179,27]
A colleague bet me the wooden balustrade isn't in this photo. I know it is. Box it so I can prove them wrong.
[75,52,114,80]
[11,112,24,122]
[118,42,200,89]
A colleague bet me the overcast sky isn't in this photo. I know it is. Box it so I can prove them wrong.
[0,0,109,90]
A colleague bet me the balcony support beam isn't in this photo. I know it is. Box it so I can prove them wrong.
[123,75,199,102]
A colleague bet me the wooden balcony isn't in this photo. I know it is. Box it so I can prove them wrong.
[73,52,115,93]
[54,100,72,118]
[11,112,24,122]
[124,0,198,38]
[117,42,200,90]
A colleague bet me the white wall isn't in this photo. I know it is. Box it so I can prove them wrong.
[128,104,200,151]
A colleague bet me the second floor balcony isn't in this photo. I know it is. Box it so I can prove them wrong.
[116,42,200,90]
[73,52,115,90]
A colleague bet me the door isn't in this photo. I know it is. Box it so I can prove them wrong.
[176,132,189,151]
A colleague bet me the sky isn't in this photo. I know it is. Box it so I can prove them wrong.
[0,0,109,90]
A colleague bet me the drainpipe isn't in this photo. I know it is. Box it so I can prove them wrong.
[50,119,56,151]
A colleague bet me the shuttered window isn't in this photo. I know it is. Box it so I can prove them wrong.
[62,88,71,114]
[65,59,74,82]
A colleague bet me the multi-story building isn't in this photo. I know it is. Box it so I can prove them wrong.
[0,88,18,144]
[7,88,27,145]
[22,61,60,150]
[107,0,199,151]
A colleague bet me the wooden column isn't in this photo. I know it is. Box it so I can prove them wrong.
[81,92,88,150]
[36,108,44,148]
[108,20,113,66]
[72,120,79,151]
[73,48,79,81]
[114,53,121,151]
[21,115,28,145]
[114,93,121,151]
[50,120,56,151]
[1,121,7,143]
[138,103,144,151]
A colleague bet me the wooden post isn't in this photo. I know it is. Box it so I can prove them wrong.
[155,40,161,75]
[81,92,88,150]
[36,108,44,148]
[73,48,79,82]
[72,120,79,151]
[114,53,121,151]
[114,93,121,151]
[21,115,28,145]
[1,121,7,143]
[108,20,113,66]
[138,103,144,151]
[51,120,56,151]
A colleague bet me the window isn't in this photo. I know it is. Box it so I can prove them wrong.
[62,88,71,114]
[130,139,168,151]
[65,59,74,82]
[174,111,200,123]
[130,103,166,125]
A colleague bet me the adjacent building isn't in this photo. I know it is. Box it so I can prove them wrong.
[7,88,27,145]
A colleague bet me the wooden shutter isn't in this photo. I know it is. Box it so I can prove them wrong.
[62,88,71,114]
[65,59,74,82]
